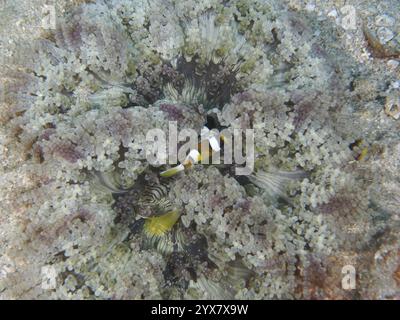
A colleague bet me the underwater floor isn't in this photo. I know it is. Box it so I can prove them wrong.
[0,0,399,299]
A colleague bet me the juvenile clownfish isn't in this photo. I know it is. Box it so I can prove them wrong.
[160,127,225,178]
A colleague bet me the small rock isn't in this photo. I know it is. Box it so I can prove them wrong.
[377,27,394,44]
[375,14,395,27]
[327,9,338,18]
